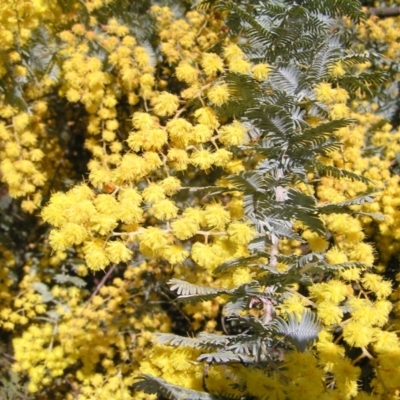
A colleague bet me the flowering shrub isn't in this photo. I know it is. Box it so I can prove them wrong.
[1,0,400,399]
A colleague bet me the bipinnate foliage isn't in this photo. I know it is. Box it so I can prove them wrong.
[135,0,387,398]
[135,374,239,400]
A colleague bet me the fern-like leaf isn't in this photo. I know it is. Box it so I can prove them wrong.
[53,274,87,288]
[133,375,221,400]
[213,253,268,274]
[198,351,254,364]
[270,66,301,95]
[168,279,226,301]
[314,161,372,184]
[273,309,322,352]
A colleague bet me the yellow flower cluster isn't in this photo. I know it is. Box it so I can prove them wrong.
[0,106,49,212]
[42,8,262,276]
[0,0,45,77]
[11,262,171,395]
[314,82,350,119]
[0,271,47,331]
[58,19,156,180]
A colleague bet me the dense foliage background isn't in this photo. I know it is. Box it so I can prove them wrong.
[1,0,400,399]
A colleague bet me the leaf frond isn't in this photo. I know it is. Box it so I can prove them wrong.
[133,375,221,400]
[273,309,322,352]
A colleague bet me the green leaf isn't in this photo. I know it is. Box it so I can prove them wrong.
[53,274,87,288]
[314,161,372,184]
[213,253,268,274]
[273,309,322,352]
[197,351,254,364]
[168,279,227,302]
[33,282,54,303]
[133,375,222,400]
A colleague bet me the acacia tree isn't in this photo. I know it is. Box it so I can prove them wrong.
[0,0,400,399]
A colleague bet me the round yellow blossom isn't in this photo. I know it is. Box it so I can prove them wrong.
[330,61,346,77]
[163,245,189,265]
[201,53,224,76]
[159,176,181,195]
[316,338,345,364]
[152,199,178,220]
[343,321,376,347]
[142,151,163,172]
[227,222,255,245]
[84,242,110,271]
[175,61,199,84]
[302,230,329,252]
[326,214,361,236]
[171,217,200,240]
[42,192,71,227]
[59,223,89,247]
[219,120,247,146]
[361,273,392,298]
[166,118,193,147]
[90,212,119,235]
[114,154,148,183]
[66,88,81,102]
[232,267,254,287]
[132,112,157,130]
[207,83,230,106]
[330,103,350,119]
[252,63,271,81]
[373,331,399,353]
[246,370,286,400]
[349,242,374,265]
[228,57,252,74]
[190,149,214,170]
[339,268,361,281]
[308,281,348,304]
[370,300,392,327]
[167,148,189,170]
[151,92,180,116]
[128,128,168,151]
[142,184,166,203]
[332,358,361,382]
[102,129,116,142]
[212,148,232,167]
[335,87,350,103]
[191,242,221,270]
[279,294,307,317]
[48,229,69,251]
[94,194,119,216]
[204,203,231,230]
[314,82,336,103]
[134,46,151,67]
[194,107,220,129]
[105,241,132,264]
[118,187,142,205]
[192,124,213,143]
[317,301,343,325]
[140,73,155,87]
[139,227,168,252]
[326,246,348,265]
[13,113,30,131]
[224,44,244,61]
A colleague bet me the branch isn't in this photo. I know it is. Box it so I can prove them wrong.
[81,263,117,313]
[368,7,400,18]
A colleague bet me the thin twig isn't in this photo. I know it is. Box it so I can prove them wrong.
[368,7,400,17]
[1,353,16,362]
[81,263,117,313]
[352,346,374,365]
